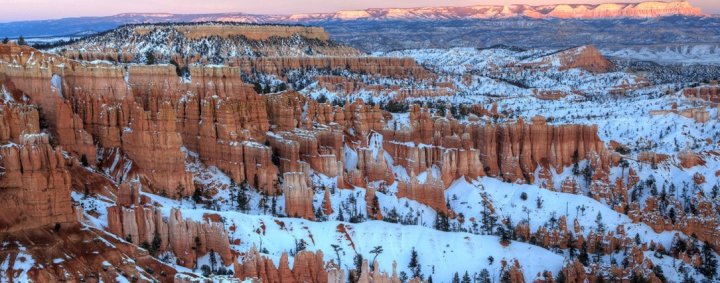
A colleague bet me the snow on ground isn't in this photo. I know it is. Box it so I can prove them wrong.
[174,207,564,281]
[602,44,720,65]
[385,47,643,97]
[0,244,34,282]
[447,177,679,248]
[493,88,720,155]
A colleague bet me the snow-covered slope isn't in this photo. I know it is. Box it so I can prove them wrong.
[602,44,720,65]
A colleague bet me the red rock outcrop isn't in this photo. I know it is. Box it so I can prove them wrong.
[678,150,705,168]
[0,44,97,162]
[556,46,614,73]
[120,101,193,195]
[0,224,180,282]
[107,187,234,269]
[0,103,40,143]
[397,170,448,214]
[356,259,402,283]
[235,248,335,283]
[0,133,76,232]
[283,172,315,220]
[384,110,607,186]
[684,84,720,103]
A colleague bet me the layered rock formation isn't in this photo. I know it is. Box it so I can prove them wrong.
[235,248,338,283]
[283,172,316,220]
[0,224,180,282]
[0,99,76,232]
[555,45,614,73]
[683,84,720,103]
[121,102,193,195]
[386,109,607,184]
[397,170,448,214]
[56,24,362,64]
[107,182,235,269]
[0,133,76,232]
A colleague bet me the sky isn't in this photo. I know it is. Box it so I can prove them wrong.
[1,0,718,22]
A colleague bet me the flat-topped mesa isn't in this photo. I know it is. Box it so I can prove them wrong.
[311,0,704,20]
[544,1,704,19]
[54,23,362,64]
[149,24,330,41]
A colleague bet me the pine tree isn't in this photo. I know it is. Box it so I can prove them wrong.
[556,270,566,283]
[462,271,471,283]
[192,188,203,203]
[578,241,589,266]
[452,272,460,283]
[653,266,667,283]
[351,253,363,283]
[500,270,512,283]
[700,241,718,279]
[329,244,342,267]
[408,248,422,279]
[434,212,449,232]
[295,239,307,254]
[337,206,345,221]
[478,269,491,283]
[209,249,217,272]
[567,233,577,259]
[2,37,8,44]
[145,50,156,65]
[151,232,162,256]
[399,272,408,283]
[370,245,383,270]
[17,36,26,46]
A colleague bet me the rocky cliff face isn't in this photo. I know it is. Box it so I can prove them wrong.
[107,182,235,269]
[0,224,181,282]
[0,133,76,232]
[553,45,614,73]
[684,84,720,103]
[386,108,607,184]
[287,1,704,21]
[283,172,316,220]
[121,102,194,195]
[235,248,339,283]
[0,97,76,232]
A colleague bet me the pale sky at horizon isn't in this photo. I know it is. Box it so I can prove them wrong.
[1,0,718,22]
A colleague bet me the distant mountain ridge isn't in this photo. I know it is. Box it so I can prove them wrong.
[0,0,707,38]
[288,0,705,21]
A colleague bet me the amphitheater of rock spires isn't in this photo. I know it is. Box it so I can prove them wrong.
[1,0,720,282]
